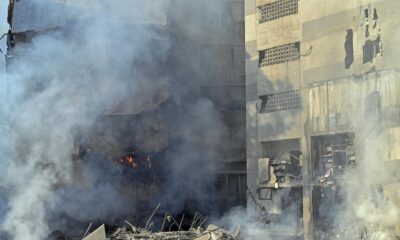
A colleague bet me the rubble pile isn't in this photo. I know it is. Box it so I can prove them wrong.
[80,208,240,240]
[106,224,238,240]
[80,223,238,240]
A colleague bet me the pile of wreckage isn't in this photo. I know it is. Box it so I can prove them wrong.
[82,223,239,240]
[79,205,240,240]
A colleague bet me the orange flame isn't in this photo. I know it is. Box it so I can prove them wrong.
[114,154,138,168]
[114,153,152,169]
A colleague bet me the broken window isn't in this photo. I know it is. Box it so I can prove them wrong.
[270,151,302,183]
[259,139,302,186]
[311,133,356,180]
[259,42,300,67]
[344,29,353,69]
[258,0,299,24]
[373,8,378,28]
[363,40,375,63]
[311,134,355,237]
[259,90,300,113]
[363,34,382,63]
[373,8,378,20]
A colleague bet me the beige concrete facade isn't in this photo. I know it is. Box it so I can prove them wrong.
[246,0,400,239]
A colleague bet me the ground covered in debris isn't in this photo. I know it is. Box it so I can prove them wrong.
[48,208,240,240]
[107,224,238,240]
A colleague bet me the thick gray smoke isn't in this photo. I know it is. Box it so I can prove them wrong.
[0,0,230,239]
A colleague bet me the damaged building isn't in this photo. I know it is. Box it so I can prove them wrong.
[5,0,246,233]
[246,0,400,239]
[3,0,400,240]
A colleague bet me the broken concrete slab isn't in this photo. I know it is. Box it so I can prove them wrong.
[83,224,106,240]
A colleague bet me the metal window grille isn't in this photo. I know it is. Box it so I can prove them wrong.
[260,90,300,113]
[259,42,300,67]
[259,0,299,24]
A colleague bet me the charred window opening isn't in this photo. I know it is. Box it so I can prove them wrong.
[258,0,299,24]
[373,8,378,28]
[288,151,301,176]
[310,132,355,236]
[373,8,378,20]
[364,8,369,19]
[363,34,382,63]
[259,90,300,113]
[270,150,302,183]
[259,139,302,186]
[259,42,300,67]
[344,29,353,69]
[363,40,374,63]
[362,7,382,64]
[311,133,356,182]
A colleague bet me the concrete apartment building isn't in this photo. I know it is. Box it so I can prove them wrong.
[246,0,400,239]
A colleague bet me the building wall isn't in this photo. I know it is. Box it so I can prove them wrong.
[245,0,400,239]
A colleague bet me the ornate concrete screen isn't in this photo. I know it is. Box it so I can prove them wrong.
[259,42,300,67]
[260,90,300,113]
[258,0,299,24]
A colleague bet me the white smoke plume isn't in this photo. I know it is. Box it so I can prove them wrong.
[0,0,233,239]
[219,72,400,239]
[331,72,400,239]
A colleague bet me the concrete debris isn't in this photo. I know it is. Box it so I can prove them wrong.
[83,225,106,240]
[107,224,238,240]
[75,223,240,240]
[74,210,240,240]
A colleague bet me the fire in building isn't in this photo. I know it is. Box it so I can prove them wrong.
[1,0,400,240]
